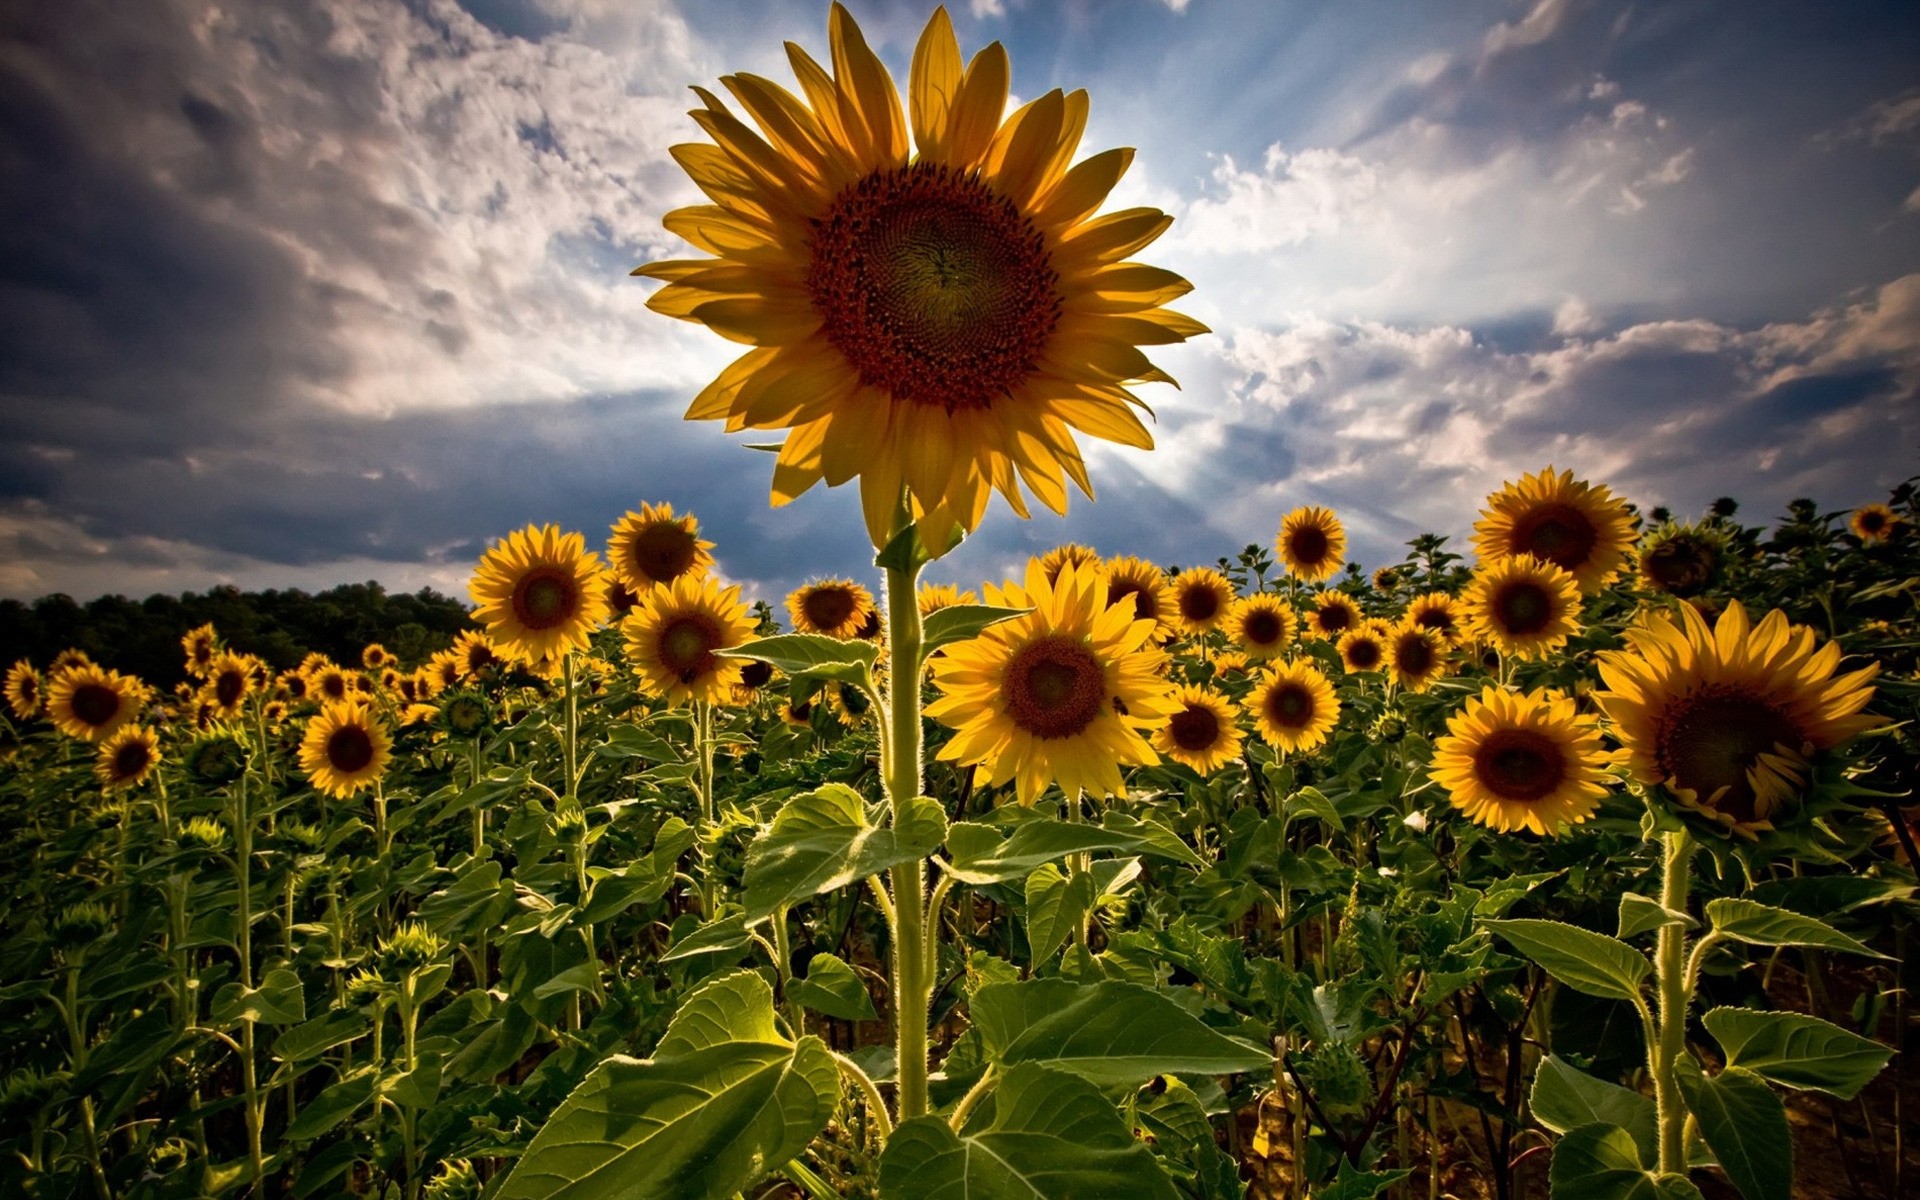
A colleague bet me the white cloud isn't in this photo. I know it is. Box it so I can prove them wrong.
[1481,0,1585,62]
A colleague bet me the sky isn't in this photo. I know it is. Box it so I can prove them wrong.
[2,0,1918,609]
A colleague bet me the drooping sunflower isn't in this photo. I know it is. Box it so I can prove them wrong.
[1405,592,1463,644]
[1152,684,1244,775]
[469,524,612,666]
[1103,555,1171,639]
[1039,543,1105,586]
[1337,624,1388,674]
[1306,591,1361,641]
[732,659,779,705]
[1243,659,1341,754]
[635,5,1206,548]
[5,660,43,720]
[916,582,978,616]
[1595,601,1880,837]
[299,701,392,800]
[1226,594,1297,660]
[95,725,161,791]
[1462,556,1583,661]
[823,678,874,727]
[780,697,817,729]
[181,624,219,678]
[927,560,1175,806]
[1635,521,1728,598]
[47,665,146,742]
[1431,686,1614,836]
[1386,623,1448,694]
[625,573,757,706]
[1472,468,1635,595]
[1849,502,1900,544]
[786,578,875,639]
[608,502,716,591]
[1276,506,1347,583]
[1168,567,1235,636]
[202,652,258,721]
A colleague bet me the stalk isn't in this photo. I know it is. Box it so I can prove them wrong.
[233,768,266,1192]
[1650,828,1696,1175]
[881,535,930,1121]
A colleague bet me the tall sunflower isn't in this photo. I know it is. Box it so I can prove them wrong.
[1103,555,1171,639]
[625,573,757,706]
[635,5,1205,547]
[1306,591,1361,641]
[5,660,42,720]
[786,578,875,639]
[299,702,392,800]
[1472,468,1634,595]
[1168,567,1235,636]
[1595,601,1879,837]
[469,525,611,666]
[1276,506,1346,583]
[96,725,161,791]
[1849,503,1899,544]
[1431,686,1614,836]
[181,624,219,678]
[927,560,1175,806]
[1226,594,1297,660]
[1152,684,1244,775]
[608,502,716,591]
[1405,592,1462,644]
[202,652,259,721]
[1386,623,1448,694]
[1337,623,1389,674]
[1243,659,1341,754]
[47,665,146,742]
[1462,556,1582,661]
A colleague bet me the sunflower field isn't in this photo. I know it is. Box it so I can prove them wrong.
[4,6,1919,1200]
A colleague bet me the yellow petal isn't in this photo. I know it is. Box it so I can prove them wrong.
[1033,147,1135,232]
[909,7,962,158]
[829,2,908,169]
[943,40,1009,170]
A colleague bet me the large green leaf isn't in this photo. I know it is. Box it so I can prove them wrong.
[945,816,1199,885]
[210,967,307,1027]
[1024,863,1095,969]
[1548,1123,1705,1200]
[970,979,1270,1087]
[1617,893,1695,941]
[497,971,837,1200]
[741,785,946,920]
[1530,1055,1657,1166]
[1675,1062,1789,1200]
[1701,1007,1892,1100]
[1703,899,1886,959]
[719,634,877,687]
[921,604,1030,653]
[1482,919,1650,1003]
[877,1063,1180,1199]
[787,952,877,1022]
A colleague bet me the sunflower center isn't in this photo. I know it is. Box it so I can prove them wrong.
[326,726,376,775]
[1317,604,1354,635]
[215,670,245,708]
[1264,683,1316,729]
[740,660,774,689]
[1859,511,1887,534]
[1413,609,1455,637]
[801,586,858,633]
[71,683,121,728]
[112,741,151,781]
[1509,505,1596,572]
[1492,581,1553,635]
[1243,610,1285,647]
[808,162,1060,413]
[513,570,579,632]
[1656,687,1804,821]
[659,615,721,683]
[1644,539,1714,593]
[1346,639,1383,670]
[1473,728,1568,803]
[1287,527,1330,567]
[1179,585,1222,623]
[1395,636,1435,677]
[1169,703,1221,751]
[321,676,348,701]
[1003,635,1107,740]
[628,523,699,583]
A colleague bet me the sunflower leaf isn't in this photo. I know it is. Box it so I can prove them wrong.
[1547,1123,1705,1200]
[1675,1061,1790,1200]
[1618,892,1697,940]
[1703,898,1888,959]
[1530,1055,1657,1165]
[944,817,1200,884]
[1702,1007,1892,1099]
[921,604,1030,653]
[970,979,1271,1085]
[742,784,946,921]
[719,634,879,681]
[1481,918,1651,1002]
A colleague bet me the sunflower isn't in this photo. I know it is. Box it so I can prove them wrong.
[1849,503,1900,544]
[1431,687,1614,836]
[1472,468,1635,595]
[1337,624,1388,674]
[1306,591,1362,641]
[309,665,355,705]
[1635,521,1727,598]
[1104,555,1171,638]
[427,651,463,695]
[1405,592,1463,643]
[1595,601,1879,837]
[1371,566,1401,594]
[1226,594,1298,660]
[1276,506,1346,583]
[607,502,716,592]
[95,725,161,791]
[786,578,875,639]
[202,652,258,720]
[452,630,503,681]
[50,648,93,674]
[635,5,1205,548]
[1168,568,1235,635]
[1208,649,1251,679]
[47,665,146,742]
[181,625,219,678]
[1386,623,1448,694]
[927,560,1175,806]
[5,660,43,720]
[1152,684,1244,775]
[469,524,611,666]
[1462,556,1582,661]
[361,643,392,671]
[780,697,817,728]
[732,658,779,705]
[625,573,757,706]
[1243,659,1341,754]
[824,679,874,727]
[299,702,392,800]
[916,582,978,616]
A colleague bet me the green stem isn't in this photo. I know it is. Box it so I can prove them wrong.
[234,768,266,1193]
[882,527,931,1122]
[1651,828,1696,1176]
[563,652,579,803]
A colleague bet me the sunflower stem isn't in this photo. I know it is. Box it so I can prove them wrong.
[1651,827,1696,1176]
[881,519,931,1123]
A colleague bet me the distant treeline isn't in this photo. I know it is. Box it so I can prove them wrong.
[0,583,475,690]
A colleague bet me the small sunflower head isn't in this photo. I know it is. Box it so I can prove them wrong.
[178,816,231,855]
[185,731,248,786]
[424,1159,482,1200]
[377,922,448,977]
[52,900,112,951]
[441,691,491,738]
